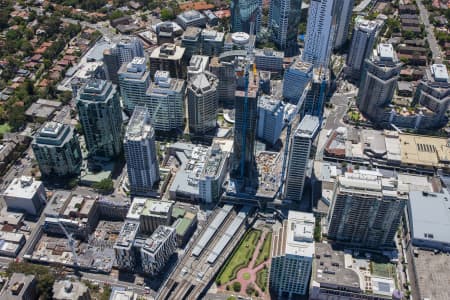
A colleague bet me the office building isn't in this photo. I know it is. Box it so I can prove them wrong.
[32,122,82,178]
[408,190,450,252]
[254,48,284,73]
[357,44,402,123]
[139,225,177,276]
[124,107,160,196]
[209,57,237,106]
[268,0,302,52]
[176,10,207,29]
[230,0,262,34]
[283,57,313,104]
[118,57,151,112]
[346,18,379,79]
[201,29,224,56]
[0,231,26,257]
[103,37,144,84]
[303,68,330,117]
[187,55,209,79]
[0,273,37,300]
[3,176,46,216]
[149,43,185,79]
[145,71,185,132]
[284,115,319,203]
[257,95,284,145]
[231,66,259,190]
[181,27,202,59]
[270,211,315,297]
[328,170,407,248]
[53,280,90,300]
[303,0,336,67]
[187,71,219,135]
[333,0,354,49]
[77,79,123,159]
[413,64,450,127]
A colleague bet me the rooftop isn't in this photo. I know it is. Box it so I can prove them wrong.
[431,64,449,82]
[3,176,43,200]
[409,190,450,245]
[53,280,89,300]
[150,43,185,60]
[378,43,394,60]
[125,107,154,141]
[141,225,174,254]
[114,221,139,250]
[294,115,320,138]
[0,273,35,300]
[273,211,315,258]
[289,57,313,73]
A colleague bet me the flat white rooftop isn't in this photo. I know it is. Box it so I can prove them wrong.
[3,176,42,199]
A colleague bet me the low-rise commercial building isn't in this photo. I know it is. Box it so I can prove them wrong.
[53,280,90,300]
[176,10,207,29]
[2,176,46,216]
[0,273,37,300]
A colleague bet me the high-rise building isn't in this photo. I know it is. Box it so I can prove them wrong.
[126,197,174,234]
[332,0,354,49]
[103,37,145,84]
[145,71,185,132]
[283,57,313,104]
[257,95,284,145]
[181,27,202,59]
[77,79,123,159]
[413,64,450,127]
[118,57,151,112]
[124,107,160,196]
[254,48,284,73]
[187,55,209,80]
[231,67,259,190]
[230,0,262,34]
[149,43,185,79]
[357,43,402,123]
[328,170,407,248]
[187,71,218,135]
[268,0,302,52]
[284,115,319,203]
[270,211,315,297]
[303,67,330,117]
[201,29,224,56]
[114,221,139,271]
[210,57,237,107]
[346,18,379,79]
[32,122,82,178]
[139,226,177,276]
[303,0,336,67]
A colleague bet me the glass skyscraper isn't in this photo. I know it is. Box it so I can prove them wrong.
[230,0,262,34]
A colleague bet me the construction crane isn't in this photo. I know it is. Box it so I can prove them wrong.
[57,221,79,270]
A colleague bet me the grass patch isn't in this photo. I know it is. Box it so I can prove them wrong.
[371,262,396,278]
[216,229,262,285]
[0,123,11,134]
[255,232,272,266]
[256,267,268,292]
[243,272,250,280]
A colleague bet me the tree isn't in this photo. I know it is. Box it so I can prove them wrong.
[6,262,56,299]
[93,178,114,194]
[232,281,241,292]
[160,8,174,21]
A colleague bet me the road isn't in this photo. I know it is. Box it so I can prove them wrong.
[61,18,117,41]
[81,272,151,296]
[416,0,442,63]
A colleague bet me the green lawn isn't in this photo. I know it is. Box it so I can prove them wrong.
[256,267,268,292]
[0,123,11,134]
[372,262,396,278]
[255,232,272,266]
[216,229,262,285]
[243,272,250,280]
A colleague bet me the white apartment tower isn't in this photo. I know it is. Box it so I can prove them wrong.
[145,71,186,132]
[270,211,315,297]
[257,95,284,145]
[118,57,151,112]
[303,0,336,67]
[284,115,320,203]
[124,107,160,196]
[346,18,379,79]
